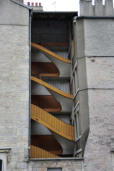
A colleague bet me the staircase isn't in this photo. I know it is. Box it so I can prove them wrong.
[31,76,73,99]
[31,135,63,155]
[31,145,59,158]
[31,43,71,64]
[32,43,71,77]
[31,42,75,158]
[31,104,75,141]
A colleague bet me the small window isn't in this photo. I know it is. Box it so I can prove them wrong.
[0,160,2,171]
[47,168,62,171]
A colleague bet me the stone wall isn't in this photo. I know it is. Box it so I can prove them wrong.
[28,160,83,171]
[84,57,114,171]
[0,0,30,170]
[0,1,83,170]
[74,17,114,171]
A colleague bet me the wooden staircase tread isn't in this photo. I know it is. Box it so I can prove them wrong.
[31,76,73,99]
[31,104,75,141]
[32,42,71,64]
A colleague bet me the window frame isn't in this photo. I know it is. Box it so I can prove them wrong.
[47,168,62,171]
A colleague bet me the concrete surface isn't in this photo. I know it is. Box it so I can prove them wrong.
[29,160,83,171]
[75,18,114,57]
[75,15,114,171]
[0,0,29,25]
[0,0,30,170]
[80,0,114,16]
[84,90,114,171]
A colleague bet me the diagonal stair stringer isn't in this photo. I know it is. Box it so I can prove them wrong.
[31,104,75,141]
[32,43,71,77]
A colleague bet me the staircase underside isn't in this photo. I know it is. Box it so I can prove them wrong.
[31,104,75,141]
[31,42,71,64]
[31,145,59,158]
[31,43,71,77]
[32,62,59,78]
[31,76,73,99]
[31,135,63,155]
[31,95,62,113]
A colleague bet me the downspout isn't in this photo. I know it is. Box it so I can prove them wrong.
[72,15,83,157]
[28,9,33,160]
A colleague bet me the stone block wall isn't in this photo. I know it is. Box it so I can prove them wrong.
[74,17,114,171]
[0,1,83,170]
[28,160,83,171]
[0,0,30,170]
[84,57,114,171]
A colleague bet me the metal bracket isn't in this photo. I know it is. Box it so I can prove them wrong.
[73,88,79,100]
[76,135,81,142]
[73,101,80,112]
[74,148,82,157]
[72,61,78,75]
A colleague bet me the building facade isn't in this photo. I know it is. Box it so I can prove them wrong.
[0,0,114,170]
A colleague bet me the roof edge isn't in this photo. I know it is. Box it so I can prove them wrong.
[10,0,32,10]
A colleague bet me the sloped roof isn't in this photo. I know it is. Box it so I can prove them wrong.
[0,0,32,25]
[10,0,32,10]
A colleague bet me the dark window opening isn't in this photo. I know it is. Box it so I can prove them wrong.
[0,160,2,171]
[48,168,62,171]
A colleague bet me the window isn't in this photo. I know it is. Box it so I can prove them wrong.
[47,168,62,171]
[0,153,7,171]
[0,160,2,171]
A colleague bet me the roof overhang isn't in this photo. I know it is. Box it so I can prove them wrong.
[32,11,78,20]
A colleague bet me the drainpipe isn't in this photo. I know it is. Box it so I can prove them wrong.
[28,9,33,160]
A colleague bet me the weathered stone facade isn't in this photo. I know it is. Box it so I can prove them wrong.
[28,160,83,171]
[84,57,114,171]
[75,0,114,170]
[0,1,83,170]
[0,0,114,170]
[0,0,30,170]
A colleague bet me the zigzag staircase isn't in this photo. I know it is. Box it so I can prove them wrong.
[31,104,75,141]
[31,135,63,155]
[31,76,73,99]
[32,43,71,64]
[31,42,75,158]
[31,146,59,158]
[32,43,71,77]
